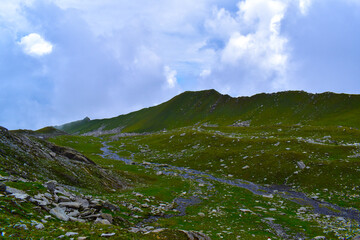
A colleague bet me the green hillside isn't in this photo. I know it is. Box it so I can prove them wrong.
[57,90,360,134]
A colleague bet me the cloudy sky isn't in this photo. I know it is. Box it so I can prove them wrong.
[1,0,360,130]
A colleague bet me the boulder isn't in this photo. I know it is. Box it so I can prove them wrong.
[94,218,111,225]
[100,213,113,224]
[50,207,69,221]
[59,202,81,209]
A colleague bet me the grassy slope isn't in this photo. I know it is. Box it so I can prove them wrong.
[47,126,360,239]
[57,90,360,134]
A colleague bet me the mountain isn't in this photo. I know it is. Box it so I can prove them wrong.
[56,89,360,134]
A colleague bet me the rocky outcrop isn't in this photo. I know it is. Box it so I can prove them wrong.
[47,144,95,165]
[0,126,126,191]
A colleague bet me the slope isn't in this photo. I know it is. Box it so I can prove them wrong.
[56,89,360,134]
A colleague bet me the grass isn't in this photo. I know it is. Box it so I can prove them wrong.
[45,123,360,239]
[56,90,360,134]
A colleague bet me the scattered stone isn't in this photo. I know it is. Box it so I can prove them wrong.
[242,165,249,169]
[35,223,45,230]
[65,232,78,237]
[198,212,205,217]
[14,223,28,230]
[262,194,274,198]
[297,161,306,170]
[297,207,307,213]
[94,218,111,225]
[129,227,141,233]
[181,230,211,240]
[100,233,115,237]
[239,209,252,213]
[313,237,326,240]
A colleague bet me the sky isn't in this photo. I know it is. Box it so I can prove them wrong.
[1,0,360,130]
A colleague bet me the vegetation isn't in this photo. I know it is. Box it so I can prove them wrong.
[57,90,360,134]
[1,90,360,239]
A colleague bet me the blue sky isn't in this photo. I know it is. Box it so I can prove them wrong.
[1,0,360,130]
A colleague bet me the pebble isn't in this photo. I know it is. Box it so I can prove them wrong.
[100,233,115,237]
[65,232,78,237]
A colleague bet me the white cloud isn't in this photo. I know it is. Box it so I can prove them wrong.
[164,66,177,88]
[19,33,53,56]
[299,0,312,15]
[200,68,211,77]
[218,0,289,90]
[205,7,240,39]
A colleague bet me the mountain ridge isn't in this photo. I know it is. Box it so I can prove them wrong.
[56,89,360,134]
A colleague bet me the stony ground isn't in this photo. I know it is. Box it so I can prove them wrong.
[1,124,360,239]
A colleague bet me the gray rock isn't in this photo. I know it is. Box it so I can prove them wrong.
[45,180,57,193]
[58,196,70,203]
[6,186,29,200]
[59,202,81,209]
[100,233,115,237]
[14,224,28,230]
[94,218,111,225]
[129,228,141,233]
[12,193,30,200]
[68,210,80,217]
[181,230,211,240]
[50,207,69,221]
[198,212,205,217]
[313,237,326,240]
[75,198,89,208]
[35,223,45,230]
[297,161,306,170]
[44,193,52,199]
[79,209,96,217]
[100,213,113,224]
[65,232,78,237]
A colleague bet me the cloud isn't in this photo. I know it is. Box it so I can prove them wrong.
[1,0,360,129]
[298,0,312,15]
[164,66,177,88]
[200,0,290,95]
[18,33,53,56]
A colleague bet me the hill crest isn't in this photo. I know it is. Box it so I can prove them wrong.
[55,89,360,134]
